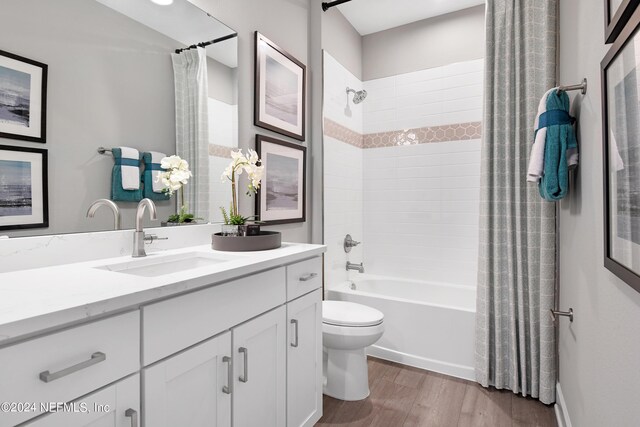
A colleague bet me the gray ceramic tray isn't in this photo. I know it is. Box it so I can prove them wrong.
[211,231,282,252]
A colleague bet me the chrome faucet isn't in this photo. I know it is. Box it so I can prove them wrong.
[343,234,361,253]
[86,199,121,230]
[346,261,364,273]
[132,198,158,258]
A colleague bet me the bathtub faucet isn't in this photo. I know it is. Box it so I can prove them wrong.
[346,261,365,273]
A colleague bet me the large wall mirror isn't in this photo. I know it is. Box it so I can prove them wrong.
[0,0,237,237]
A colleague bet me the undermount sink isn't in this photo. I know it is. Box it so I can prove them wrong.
[96,252,233,277]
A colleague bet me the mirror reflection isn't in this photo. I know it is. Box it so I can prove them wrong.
[0,0,237,237]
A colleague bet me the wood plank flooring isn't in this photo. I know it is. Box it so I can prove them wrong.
[316,357,557,427]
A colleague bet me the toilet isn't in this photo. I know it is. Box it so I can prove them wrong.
[322,300,384,401]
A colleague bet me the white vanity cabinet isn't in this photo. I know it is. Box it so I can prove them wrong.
[286,289,323,427]
[143,332,232,427]
[232,306,287,427]
[22,374,140,427]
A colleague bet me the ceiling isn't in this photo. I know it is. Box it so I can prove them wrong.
[337,0,485,35]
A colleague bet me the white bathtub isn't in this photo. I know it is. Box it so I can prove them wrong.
[327,275,476,380]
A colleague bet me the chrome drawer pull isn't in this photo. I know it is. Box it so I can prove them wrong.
[125,408,138,427]
[291,319,299,348]
[222,356,232,394]
[299,273,318,282]
[239,347,248,383]
[39,352,106,383]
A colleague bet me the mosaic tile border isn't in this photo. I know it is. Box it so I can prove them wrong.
[323,118,364,148]
[323,118,482,149]
[208,144,233,158]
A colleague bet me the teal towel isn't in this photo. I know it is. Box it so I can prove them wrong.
[111,148,143,202]
[142,152,171,201]
[539,91,578,201]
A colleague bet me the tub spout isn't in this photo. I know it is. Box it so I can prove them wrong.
[346,262,364,273]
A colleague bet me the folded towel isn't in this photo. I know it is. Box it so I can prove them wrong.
[539,90,578,201]
[143,152,171,201]
[111,148,142,202]
[527,88,557,182]
[119,147,140,190]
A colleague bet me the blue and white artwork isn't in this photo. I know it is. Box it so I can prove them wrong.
[0,65,31,128]
[0,159,32,217]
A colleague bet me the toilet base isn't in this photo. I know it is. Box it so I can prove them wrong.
[323,347,370,401]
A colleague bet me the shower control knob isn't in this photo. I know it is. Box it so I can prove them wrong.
[344,234,361,253]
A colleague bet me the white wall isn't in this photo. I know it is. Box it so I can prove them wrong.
[558,0,640,425]
[363,59,484,134]
[323,52,364,288]
[362,60,483,286]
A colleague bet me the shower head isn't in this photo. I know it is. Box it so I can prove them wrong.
[346,87,367,104]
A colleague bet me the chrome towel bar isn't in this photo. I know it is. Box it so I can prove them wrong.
[550,308,574,322]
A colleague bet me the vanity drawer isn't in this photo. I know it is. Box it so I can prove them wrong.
[142,267,286,365]
[287,257,323,301]
[0,311,140,427]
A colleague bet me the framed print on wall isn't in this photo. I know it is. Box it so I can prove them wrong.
[605,0,640,43]
[256,135,306,225]
[0,50,47,143]
[254,32,306,141]
[0,145,48,230]
[601,6,640,293]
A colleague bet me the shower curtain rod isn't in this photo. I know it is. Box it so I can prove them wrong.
[322,0,352,12]
[174,33,238,54]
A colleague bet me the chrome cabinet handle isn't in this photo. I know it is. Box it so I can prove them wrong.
[291,319,299,347]
[239,347,248,383]
[299,272,318,282]
[39,352,106,383]
[222,355,232,394]
[125,409,138,427]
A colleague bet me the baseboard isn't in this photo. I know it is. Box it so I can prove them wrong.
[367,345,475,381]
[554,382,573,427]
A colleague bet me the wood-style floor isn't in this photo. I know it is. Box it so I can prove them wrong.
[316,357,557,427]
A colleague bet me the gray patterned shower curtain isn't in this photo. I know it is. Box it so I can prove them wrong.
[475,0,557,404]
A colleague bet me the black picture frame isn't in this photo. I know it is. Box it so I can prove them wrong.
[0,50,47,143]
[255,134,306,225]
[254,32,306,141]
[605,0,640,43]
[601,6,640,293]
[0,145,48,230]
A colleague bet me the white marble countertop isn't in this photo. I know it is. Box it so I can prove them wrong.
[0,242,326,345]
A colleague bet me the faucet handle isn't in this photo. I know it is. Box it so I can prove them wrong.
[344,234,361,253]
[144,234,168,244]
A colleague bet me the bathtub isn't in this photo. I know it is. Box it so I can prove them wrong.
[327,275,476,380]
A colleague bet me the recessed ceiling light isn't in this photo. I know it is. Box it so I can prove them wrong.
[150,0,173,5]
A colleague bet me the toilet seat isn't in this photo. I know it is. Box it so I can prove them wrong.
[322,300,384,327]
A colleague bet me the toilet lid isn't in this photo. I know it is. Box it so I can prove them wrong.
[322,301,384,327]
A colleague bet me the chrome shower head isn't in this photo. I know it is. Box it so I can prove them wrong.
[346,87,367,104]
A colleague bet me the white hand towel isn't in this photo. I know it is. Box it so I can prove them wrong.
[120,147,140,190]
[150,151,167,193]
[527,88,556,183]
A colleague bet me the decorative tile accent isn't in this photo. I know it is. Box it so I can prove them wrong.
[208,144,233,158]
[363,122,482,148]
[323,118,364,148]
[323,118,482,149]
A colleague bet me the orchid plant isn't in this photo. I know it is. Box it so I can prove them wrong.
[221,149,264,224]
[157,155,195,223]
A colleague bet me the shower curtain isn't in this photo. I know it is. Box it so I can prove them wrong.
[475,0,557,404]
[171,47,210,220]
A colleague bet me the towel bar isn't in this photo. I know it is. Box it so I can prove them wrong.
[557,78,587,95]
[550,308,574,322]
[97,147,113,155]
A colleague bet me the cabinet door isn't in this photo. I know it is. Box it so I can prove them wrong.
[287,289,323,427]
[232,306,286,427]
[144,332,232,427]
[23,374,139,427]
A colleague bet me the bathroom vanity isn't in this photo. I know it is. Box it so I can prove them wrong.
[0,235,325,427]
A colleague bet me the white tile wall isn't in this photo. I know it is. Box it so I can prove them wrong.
[363,140,481,286]
[363,59,484,134]
[323,51,364,134]
[208,98,238,148]
[324,136,364,287]
[209,156,233,223]
[323,55,482,289]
